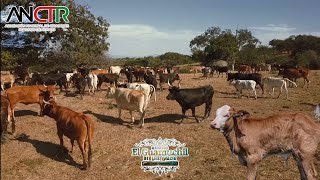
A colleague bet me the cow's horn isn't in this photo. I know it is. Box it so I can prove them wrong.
[54,81,57,86]
[167,80,172,87]
[43,99,50,105]
[43,83,47,88]
[178,80,182,88]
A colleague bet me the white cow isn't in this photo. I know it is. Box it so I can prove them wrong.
[65,72,75,88]
[126,83,156,103]
[262,77,297,99]
[106,87,148,127]
[109,66,122,75]
[87,74,98,93]
[230,80,257,99]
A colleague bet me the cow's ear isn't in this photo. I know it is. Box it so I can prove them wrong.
[233,110,250,120]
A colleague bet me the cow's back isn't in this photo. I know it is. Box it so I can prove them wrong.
[6,86,42,104]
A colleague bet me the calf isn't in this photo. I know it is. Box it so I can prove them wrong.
[227,72,264,94]
[5,85,56,134]
[230,80,257,99]
[211,105,320,180]
[42,100,95,170]
[262,77,297,99]
[166,81,214,123]
[106,87,148,127]
[1,74,16,90]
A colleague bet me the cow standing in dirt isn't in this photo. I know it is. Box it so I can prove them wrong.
[42,100,95,170]
[211,105,320,180]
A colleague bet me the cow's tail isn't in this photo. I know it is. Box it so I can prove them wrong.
[83,115,93,168]
[284,78,298,87]
[149,85,156,102]
[142,91,149,112]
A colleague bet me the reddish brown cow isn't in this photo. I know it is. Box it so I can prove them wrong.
[42,100,95,169]
[5,85,56,134]
[211,105,320,180]
[133,67,146,82]
[239,65,252,73]
[279,67,310,87]
[1,74,16,90]
[90,69,109,75]
[1,95,12,141]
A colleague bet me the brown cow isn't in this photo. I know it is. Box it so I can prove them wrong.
[278,67,310,87]
[211,105,320,180]
[1,74,16,90]
[42,100,95,169]
[1,95,12,141]
[237,64,252,73]
[90,69,109,75]
[5,85,56,134]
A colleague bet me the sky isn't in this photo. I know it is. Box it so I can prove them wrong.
[3,0,320,57]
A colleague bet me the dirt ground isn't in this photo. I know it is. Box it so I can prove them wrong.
[1,70,320,180]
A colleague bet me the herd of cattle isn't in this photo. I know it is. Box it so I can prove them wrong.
[1,64,319,179]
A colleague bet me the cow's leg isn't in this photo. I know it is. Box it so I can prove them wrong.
[57,130,68,153]
[180,108,187,124]
[70,139,74,153]
[204,101,212,120]
[118,107,122,120]
[277,85,283,99]
[77,139,88,170]
[191,107,200,123]
[293,152,308,180]
[138,111,146,128]
[253,89,257,99]
[10,106,16,135]
[246,155,261,180]
[160,83,163,91]
[130,111,134,123]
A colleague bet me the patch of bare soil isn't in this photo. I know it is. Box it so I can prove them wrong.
[1,71,320,180]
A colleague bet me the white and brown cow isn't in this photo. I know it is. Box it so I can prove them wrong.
[105,86,149,127]
[211,105,320,180]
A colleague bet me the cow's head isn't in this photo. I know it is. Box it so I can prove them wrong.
[211,105,251,132]
[105,86,116,98]
[166,80,181,100]
[42,99,57,118]
[40,84,57,101]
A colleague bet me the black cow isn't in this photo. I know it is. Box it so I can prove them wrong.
[215,66,228,77]
[144,73,157,90]
[71,73,87,99]
[30,73,68,93]
[227,72,264,94]
[166,82,214,123]
[159,73,180,91]
[97,73,119,90]
[122,67,134,83]
[202,67,211,79]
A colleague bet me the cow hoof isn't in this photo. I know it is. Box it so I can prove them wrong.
[81,165,88,170]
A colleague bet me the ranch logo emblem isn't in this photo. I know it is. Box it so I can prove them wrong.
[4,6,69,32]
[131,137,189,176]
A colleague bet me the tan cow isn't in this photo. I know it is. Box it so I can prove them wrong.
[42,100,95,170]
[211,105,320,180]
[106,86,148,127]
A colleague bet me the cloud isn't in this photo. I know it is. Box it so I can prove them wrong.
[108,24,200,57]
[248,24,320,45]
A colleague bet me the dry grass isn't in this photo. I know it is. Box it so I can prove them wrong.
[1,71,320,180]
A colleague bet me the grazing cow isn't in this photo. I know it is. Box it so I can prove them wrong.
[1,74,16,90]
[72,73,87,99]
[159,73,180,91]
[315,104,320,121]
[5,85,56,134]
[29,73,68,93]
[125,83,156,103]
[42,100,95,170]
[1,95,11,141]
[230,80,257,99]
[143,73,157,90]
[87,74,98,93]
[215,66,228,77]
[211,105,320,180]
[106,87,148,127]
[109,66,122,75]
[262,77,297,99]
[278,68,310,87]
[166,81,214,123]
[227,72,264,94]
[97,73,119,90]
